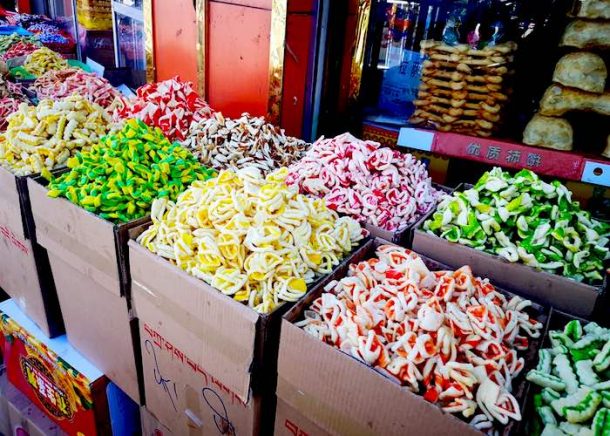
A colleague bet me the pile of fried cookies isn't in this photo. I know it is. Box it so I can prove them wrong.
[410,40,517,137]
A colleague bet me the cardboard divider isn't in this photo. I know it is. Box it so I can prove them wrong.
[0,166,28,241]
[26,176,147,403]
[47,253,141,403]
[28,177,121,295]
[411,182,606,319]
[363,182,454,248]
[0,167,63,338]
[129,218,373,435]
[278,238,549,436]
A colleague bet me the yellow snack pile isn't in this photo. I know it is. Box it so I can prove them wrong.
[138,167,366,314]
[0,95,111,175]
[23,47,68,76]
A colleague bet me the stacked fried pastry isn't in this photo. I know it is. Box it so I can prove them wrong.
[410,40,517,137]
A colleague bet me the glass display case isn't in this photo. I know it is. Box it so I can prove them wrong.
[111,0,145,86]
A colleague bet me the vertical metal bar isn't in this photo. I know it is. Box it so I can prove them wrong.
[111,1,120,68]
[71,0,83,61]
[266,0,288,124]
[308,0,329,141]
[348,0,372,102]
[143,0,155,83]
[196,0,206,97]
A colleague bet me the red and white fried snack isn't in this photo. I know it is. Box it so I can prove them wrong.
[287,133,443,231]
[297,244,543,431]
[112,76,213,141]
[34,69,120,108]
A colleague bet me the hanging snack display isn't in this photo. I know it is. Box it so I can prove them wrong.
[526,320,610,435]
[34,69,121,108]
[423,167,610,284]
[22,47,68,77]
[1,41,41,61]
[112,77,214,141]
[138,167,367,314]
[0,98,22,131]
[47,119,216,223]
[183,112,310,174]
[409,41,517,137]
[297,244,543,430]
[0,95,111,175]
[0,34,39,55]
[286,133,441,231]
[0,75,26,100]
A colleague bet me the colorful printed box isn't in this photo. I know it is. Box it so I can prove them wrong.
[0,299,110,435]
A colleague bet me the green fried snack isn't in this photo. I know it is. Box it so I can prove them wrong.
[528,321,610,435]
[528,370,567,391]
[47,119,216,223]
[539,405,559,426]
[560,422,594,436]
[554,354,580,394]
[538,349,554,374]
[593,408,610,436]
[567,320,585,341]
[562,391,601,423]
[594,342,610,373]
[578,360,601,387]
[423,168,610,284]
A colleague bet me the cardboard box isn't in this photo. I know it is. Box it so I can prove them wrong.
[0,166,63,338]
[276,238,548,436]
[140,406,171,436]
[517,308,594,435]
[274,397,330,436]
[129,225,371,435]
[363,183,453,247]
[411,185,606,318]
[0,299,109,435]
[27,176,144,402]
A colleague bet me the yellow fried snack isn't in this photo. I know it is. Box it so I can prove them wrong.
[23,47,68,77]
[0,95,111,175]
[138,167,367,314]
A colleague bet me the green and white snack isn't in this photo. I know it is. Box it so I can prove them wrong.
[527,320,610,435]
[424,168,610,284]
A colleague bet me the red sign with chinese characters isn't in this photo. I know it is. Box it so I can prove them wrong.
[433,132,584,180]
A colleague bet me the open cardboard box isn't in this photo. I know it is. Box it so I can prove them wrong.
[27,176,145,402]
[0,165,63,338]
[0,299,109,435]
[412,183,607,319]
[276,238,549,436]
[129,222,371,435]
[363,182,453,248]
[141,406,170,436]
[516,308,601,435]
